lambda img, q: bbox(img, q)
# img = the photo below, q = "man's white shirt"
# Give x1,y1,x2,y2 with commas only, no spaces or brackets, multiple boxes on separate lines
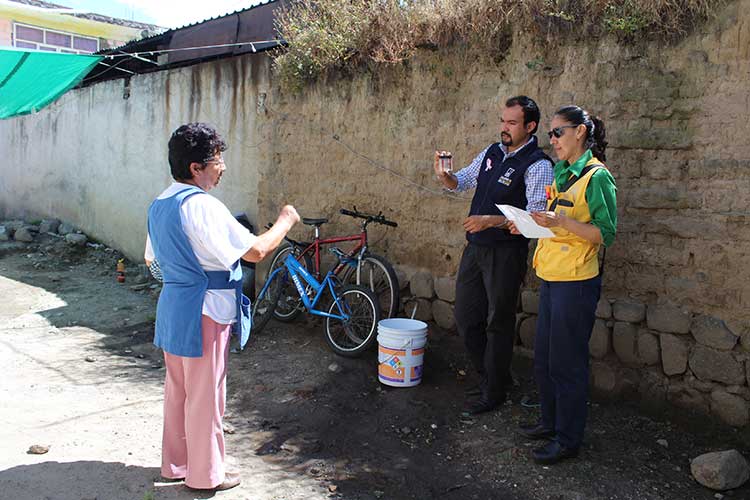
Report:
145,182,256,324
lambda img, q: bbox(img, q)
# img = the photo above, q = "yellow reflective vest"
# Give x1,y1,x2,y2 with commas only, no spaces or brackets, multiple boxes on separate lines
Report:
533,158,607,282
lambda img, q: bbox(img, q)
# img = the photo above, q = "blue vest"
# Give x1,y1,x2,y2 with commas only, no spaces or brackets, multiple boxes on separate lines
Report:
467,136,550,247
147,186,251,357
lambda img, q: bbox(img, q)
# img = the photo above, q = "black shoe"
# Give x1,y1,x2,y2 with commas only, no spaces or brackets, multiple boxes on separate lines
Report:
518,422,555,440
532,441,579,465
463,399,499,415
465,384,482,397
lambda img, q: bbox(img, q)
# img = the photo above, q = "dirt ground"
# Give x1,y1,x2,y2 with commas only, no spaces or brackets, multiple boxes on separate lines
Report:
1,233,749,500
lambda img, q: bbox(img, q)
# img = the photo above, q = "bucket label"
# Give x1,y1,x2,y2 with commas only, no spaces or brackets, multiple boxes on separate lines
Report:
387,356,404,375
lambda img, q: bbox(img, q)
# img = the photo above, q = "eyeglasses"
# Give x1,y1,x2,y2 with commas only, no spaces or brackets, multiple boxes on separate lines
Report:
204,156,225,166
547,125,578,139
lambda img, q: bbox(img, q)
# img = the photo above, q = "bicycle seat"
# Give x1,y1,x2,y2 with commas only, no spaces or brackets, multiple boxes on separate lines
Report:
302,217,328,226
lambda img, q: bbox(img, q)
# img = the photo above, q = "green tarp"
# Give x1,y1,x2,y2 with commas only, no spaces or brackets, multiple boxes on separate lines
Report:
0,48,102,119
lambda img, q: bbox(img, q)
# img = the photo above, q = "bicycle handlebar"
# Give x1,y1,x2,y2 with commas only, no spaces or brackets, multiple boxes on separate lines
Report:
340,208,398,227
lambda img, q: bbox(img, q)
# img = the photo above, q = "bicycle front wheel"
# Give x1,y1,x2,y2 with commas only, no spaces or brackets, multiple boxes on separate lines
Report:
270,243,312,322
251,268,283,335
341,253,400,318
325,285,380,357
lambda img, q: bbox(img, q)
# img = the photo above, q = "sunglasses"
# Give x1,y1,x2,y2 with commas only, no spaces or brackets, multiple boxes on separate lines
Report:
547,125,578,139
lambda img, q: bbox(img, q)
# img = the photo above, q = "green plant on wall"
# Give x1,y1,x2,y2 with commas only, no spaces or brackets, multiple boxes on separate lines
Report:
272,0,728,93
603,0,651,36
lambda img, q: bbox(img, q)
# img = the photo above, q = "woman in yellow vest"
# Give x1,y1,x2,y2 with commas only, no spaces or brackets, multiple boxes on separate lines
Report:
511,105,617,465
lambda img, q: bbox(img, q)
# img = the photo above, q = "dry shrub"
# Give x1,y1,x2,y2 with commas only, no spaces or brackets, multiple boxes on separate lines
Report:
273,0,728,92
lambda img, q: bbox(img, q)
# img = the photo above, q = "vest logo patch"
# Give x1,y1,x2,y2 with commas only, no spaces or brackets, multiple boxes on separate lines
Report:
498,167,515,186
485,158,493,171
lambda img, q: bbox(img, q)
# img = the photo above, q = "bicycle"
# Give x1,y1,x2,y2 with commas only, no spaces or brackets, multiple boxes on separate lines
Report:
267,207,400,322
252,246,381,357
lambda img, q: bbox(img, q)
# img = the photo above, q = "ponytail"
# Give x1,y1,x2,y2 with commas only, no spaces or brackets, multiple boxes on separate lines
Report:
589,115,607,162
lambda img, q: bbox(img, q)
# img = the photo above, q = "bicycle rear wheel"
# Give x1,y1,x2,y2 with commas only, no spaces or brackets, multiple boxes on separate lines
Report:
251,268,284,335
341,253,400,318
270,243,312,322
325,285,380,357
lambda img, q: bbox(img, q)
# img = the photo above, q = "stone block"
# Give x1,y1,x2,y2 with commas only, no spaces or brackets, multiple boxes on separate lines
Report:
65,233,87,246
638,330,660,366
591,361,618,394
628,186,699,208
589,319,611,359
691,314,738,351
595,298,612,319
431,300,455,330
689,345,746,385
647,304,691,334
691,450,750,491
521,290,539,314
394,266,409,292
612,300,646,323
613,322,639,365
39,219,61,234
13,227,33,242
667,382,707,414
2,220,23,236
519,316,536,350
659,333,688,375
58,222,76,236
409,271,434,299
412,298,433,322
434,276,456,303
711,391,749,427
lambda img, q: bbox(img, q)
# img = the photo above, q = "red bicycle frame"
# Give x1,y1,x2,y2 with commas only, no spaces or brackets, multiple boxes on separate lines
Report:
294,225,367,279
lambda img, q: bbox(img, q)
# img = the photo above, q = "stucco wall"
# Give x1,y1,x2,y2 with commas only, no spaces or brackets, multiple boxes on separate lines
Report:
0,54,271,260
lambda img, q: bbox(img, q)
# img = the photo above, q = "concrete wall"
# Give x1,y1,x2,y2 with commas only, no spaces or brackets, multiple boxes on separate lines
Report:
0,54,271,260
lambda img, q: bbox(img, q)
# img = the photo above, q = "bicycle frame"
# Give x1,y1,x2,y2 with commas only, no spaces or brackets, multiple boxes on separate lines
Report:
294,229,367,279
260,253,350,321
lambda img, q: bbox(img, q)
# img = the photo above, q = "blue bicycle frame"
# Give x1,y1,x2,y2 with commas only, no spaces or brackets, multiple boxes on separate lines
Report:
258,253,351,321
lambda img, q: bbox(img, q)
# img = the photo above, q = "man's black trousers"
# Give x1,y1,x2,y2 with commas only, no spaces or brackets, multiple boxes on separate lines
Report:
454,242,528,404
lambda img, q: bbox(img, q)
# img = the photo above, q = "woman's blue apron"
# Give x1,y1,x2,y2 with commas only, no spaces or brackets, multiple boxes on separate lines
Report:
147,186,251,357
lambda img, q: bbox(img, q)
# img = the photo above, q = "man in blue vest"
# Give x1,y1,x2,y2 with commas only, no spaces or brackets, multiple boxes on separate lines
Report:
434,96,554,414
145,123,299,491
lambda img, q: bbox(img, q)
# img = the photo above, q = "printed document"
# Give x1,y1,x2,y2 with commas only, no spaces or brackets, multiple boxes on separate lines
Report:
496,204,555,239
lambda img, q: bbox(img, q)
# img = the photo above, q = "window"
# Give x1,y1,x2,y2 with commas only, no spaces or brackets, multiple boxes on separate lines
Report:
13,23,99,54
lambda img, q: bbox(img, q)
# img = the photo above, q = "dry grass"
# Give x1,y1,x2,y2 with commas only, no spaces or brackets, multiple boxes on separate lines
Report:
273,0,728,92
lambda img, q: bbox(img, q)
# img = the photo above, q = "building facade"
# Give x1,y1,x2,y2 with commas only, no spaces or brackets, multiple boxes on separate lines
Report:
0,0,161,54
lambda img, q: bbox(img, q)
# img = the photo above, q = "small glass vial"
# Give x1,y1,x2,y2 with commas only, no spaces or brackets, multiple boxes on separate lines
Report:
438,152,453,173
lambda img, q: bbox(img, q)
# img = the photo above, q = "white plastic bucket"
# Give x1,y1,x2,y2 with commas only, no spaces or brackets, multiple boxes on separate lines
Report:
377,318,428,387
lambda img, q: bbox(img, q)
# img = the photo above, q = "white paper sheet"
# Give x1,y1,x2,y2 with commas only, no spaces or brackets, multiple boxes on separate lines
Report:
496,204,555,239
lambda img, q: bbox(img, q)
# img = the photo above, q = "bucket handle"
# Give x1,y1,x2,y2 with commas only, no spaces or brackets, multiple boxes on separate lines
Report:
378,338,413,367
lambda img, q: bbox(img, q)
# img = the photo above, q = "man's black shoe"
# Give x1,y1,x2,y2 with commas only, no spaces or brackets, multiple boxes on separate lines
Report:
531,441,579,465
518,422,555,440
465,384,482,397
463,399,498,415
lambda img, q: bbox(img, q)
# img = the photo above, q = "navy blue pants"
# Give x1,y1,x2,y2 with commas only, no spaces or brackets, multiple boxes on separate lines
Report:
455,243,528,403
535,276,601,449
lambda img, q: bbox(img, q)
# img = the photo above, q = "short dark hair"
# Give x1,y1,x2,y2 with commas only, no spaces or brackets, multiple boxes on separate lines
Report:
168,123,227,181
554,105,608,161
505,95,541,135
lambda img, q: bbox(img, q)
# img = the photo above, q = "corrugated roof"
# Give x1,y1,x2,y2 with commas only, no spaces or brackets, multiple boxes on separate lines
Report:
99,0,283,54
84,0,288,85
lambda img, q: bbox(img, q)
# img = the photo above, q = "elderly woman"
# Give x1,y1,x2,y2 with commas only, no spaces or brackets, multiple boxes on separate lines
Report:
146,123,299,490
511,106,617,465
